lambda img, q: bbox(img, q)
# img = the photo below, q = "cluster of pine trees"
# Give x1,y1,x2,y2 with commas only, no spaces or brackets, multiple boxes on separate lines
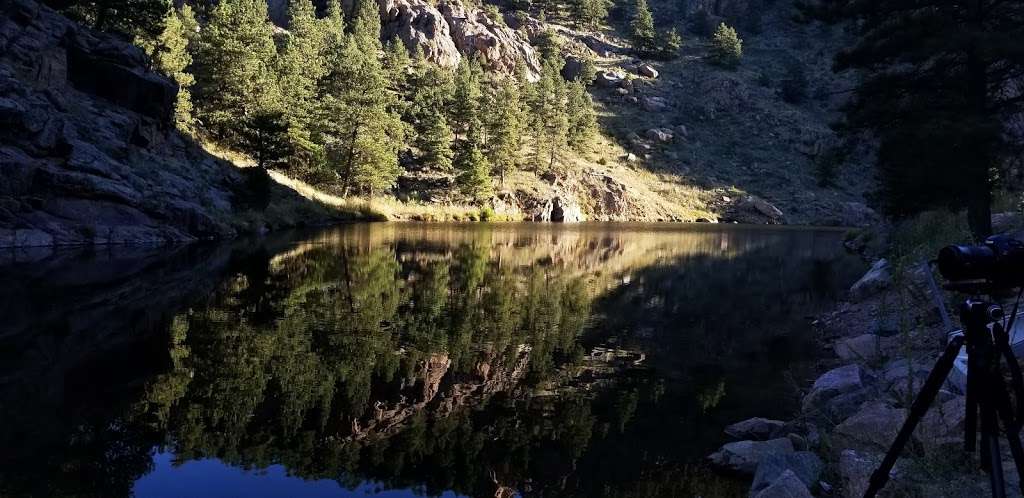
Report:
145,0,598,203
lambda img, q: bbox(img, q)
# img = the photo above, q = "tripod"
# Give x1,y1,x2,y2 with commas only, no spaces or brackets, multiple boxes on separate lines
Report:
864,298,1024,498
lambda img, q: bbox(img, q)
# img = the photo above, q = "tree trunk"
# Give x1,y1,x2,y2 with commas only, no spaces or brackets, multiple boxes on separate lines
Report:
341,125,360,197
965,0,992,240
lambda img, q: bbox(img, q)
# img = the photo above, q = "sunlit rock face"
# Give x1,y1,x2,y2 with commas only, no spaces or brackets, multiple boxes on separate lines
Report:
272,0,541,78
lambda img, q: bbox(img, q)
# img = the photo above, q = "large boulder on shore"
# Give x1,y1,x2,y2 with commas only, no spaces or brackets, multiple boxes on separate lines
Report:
750,451,823,495
752,469,814,498
724,417,785,441
834,401,907,451
849,258,892,301
707,437,795,475
802,364,871,414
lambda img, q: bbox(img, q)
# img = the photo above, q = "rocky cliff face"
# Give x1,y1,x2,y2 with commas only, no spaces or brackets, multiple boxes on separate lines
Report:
0,0,332,248
331,0,541,78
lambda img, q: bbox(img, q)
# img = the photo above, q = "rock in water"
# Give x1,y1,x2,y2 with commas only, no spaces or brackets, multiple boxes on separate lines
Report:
752,469,814,498
849,258,893,301
707,438,795,475
724,417,785,441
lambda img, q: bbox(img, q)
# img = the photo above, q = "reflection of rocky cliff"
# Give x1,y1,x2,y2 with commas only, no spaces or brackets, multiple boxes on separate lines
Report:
0,225,859,498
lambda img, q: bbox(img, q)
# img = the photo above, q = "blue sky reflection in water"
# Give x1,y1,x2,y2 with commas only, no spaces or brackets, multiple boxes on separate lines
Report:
133,452,466,498
0,223,865,498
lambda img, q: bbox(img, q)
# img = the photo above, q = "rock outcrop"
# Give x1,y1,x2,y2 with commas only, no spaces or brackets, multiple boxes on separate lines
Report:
339,0,542,78
0,0,333,247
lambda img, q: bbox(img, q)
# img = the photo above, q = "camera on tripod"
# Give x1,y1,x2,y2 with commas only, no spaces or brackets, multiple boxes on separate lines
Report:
938,235,1024,292
865,235,1024,498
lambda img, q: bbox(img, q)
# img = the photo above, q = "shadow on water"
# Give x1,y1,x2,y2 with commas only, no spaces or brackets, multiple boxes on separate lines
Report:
0,223,865,498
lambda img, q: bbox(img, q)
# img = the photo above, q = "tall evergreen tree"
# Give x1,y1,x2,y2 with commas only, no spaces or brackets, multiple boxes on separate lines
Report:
318,33,404,196
322,0,345,46
572,0,609,29
455,118,493,202
800,0,1024,237
630,0,656,55
350,0,382,50
565,80,596,152
153,6,195,133
417,111,454,172
238,110,292,169
530,61,570,173
451,58,483,141
195,0,281,143
278,0,328,155
487,79,525,186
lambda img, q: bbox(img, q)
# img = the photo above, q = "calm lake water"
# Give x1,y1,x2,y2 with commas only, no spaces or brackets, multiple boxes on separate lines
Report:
0,223,865,498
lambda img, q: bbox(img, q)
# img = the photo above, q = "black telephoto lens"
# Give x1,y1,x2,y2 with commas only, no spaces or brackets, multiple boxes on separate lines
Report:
937,244,995,282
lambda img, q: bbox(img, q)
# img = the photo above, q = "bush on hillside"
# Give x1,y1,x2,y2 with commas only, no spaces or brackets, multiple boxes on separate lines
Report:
709,22,742,67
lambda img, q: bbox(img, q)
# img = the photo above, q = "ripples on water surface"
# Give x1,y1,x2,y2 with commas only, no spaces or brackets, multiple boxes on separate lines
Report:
0,223,866,498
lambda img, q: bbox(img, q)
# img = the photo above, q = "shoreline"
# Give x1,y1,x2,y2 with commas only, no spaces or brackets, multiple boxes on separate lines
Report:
707,217,1024,497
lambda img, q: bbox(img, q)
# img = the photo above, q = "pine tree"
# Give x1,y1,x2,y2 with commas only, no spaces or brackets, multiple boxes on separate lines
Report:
350,0,382,51
799,0,1024,237
530,60,570,173
535,29,563,66
709,22,742,67
630,0,656,55
238,110,292,171
63,0,170,40
572,0,609,29
278,0,328,153
451,58,483,141
417,111,454,172
487,79,524,186
565,80,596,152
660,28,682,59
195,0,282,143
383,36,412,96
455,118,493,202
318,33,404,196
407,48,455,146
154,7,195,133
322,0,345,47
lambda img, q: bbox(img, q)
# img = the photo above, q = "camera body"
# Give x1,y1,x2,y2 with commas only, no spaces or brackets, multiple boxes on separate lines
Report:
938,235,1024,291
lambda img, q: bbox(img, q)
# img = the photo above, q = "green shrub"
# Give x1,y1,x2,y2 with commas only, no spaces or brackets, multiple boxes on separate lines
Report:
709,23,742,68
479,206,496,221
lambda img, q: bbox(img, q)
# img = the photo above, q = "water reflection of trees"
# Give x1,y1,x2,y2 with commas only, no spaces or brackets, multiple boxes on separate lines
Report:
132,242,594,494
0,225,860,498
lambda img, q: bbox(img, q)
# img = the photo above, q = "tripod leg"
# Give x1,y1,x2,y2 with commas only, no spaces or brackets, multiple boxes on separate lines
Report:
968,340,980,452
863,336,964,498
984,415,1007,498
992,367,1024,496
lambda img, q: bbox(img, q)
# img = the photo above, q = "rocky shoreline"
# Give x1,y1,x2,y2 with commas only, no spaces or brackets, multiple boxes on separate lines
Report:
707,218,1024,497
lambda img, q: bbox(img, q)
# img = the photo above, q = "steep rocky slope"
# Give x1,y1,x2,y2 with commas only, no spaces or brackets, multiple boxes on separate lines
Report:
0,0,347,248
